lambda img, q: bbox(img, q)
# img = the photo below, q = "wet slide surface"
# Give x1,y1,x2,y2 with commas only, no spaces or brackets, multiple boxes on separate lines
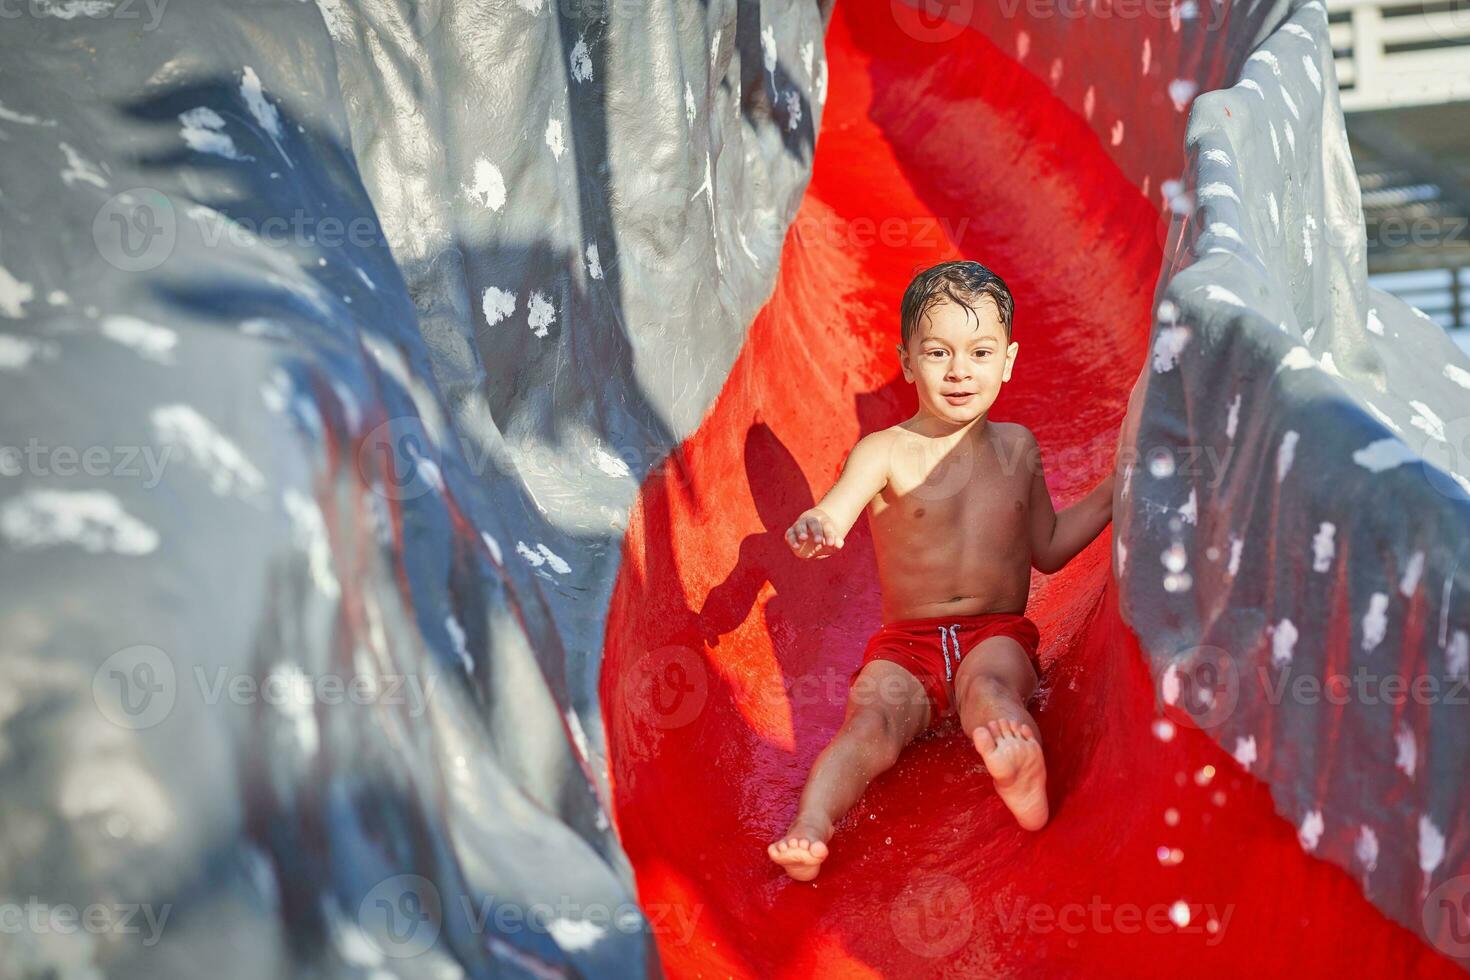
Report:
601,6,1461,976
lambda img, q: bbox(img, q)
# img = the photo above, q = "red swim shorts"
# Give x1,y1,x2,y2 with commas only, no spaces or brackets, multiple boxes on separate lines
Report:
848,612,1041,725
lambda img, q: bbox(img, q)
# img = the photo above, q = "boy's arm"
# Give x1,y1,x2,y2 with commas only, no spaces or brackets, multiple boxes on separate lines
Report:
1026,430,1116,574
785,432,890,560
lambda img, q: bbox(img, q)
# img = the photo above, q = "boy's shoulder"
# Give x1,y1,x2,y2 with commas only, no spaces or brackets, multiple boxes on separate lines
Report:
992,420,1038,447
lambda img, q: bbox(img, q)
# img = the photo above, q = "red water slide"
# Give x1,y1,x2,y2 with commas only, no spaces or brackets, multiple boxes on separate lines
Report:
601,5,1459,976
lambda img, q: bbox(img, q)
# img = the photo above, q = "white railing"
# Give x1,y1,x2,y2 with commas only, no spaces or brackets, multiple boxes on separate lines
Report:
1326,0,1470,110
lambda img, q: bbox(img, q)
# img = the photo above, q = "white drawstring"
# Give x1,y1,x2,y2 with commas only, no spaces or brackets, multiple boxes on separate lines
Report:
938,624,961,681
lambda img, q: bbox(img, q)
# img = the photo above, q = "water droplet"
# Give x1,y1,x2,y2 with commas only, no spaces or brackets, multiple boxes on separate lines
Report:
1162,542,1188,572
1164,807,1180,826
1169,900,1191,927
1148,449,1176,478
1152,718,1176,742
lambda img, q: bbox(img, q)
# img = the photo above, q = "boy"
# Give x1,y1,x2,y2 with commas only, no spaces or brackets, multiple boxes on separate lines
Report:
767,260,1115,882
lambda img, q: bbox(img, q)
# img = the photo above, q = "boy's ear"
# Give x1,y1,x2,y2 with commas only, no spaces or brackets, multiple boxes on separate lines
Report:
896,342,913,381
1002,340,1019,382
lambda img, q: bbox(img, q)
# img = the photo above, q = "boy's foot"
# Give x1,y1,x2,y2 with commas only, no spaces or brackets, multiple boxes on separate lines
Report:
767,818,833,881
973,718,1049,831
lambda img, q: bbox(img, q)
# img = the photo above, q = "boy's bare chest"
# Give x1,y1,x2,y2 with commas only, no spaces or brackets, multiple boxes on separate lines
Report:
869,438,1031,539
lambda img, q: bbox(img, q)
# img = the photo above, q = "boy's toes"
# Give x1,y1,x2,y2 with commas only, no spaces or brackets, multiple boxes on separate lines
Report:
973,724,998,755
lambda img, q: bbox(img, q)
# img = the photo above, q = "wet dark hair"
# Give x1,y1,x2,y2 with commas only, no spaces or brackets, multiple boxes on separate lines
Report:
899,260,1015,350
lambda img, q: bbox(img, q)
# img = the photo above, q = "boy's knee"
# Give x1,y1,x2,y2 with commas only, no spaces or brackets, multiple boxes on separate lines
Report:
959,672,1023,716
844,707,904,767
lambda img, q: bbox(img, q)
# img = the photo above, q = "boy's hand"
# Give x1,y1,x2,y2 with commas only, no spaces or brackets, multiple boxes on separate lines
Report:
786,508,844,559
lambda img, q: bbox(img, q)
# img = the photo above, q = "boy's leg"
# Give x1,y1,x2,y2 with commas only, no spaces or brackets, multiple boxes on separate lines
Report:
954,636,1049,830
768,660,931,881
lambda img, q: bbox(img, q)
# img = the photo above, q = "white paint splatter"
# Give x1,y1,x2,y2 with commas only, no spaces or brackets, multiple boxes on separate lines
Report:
0,266,35,318
1352,437,1419,473
283,489,339,598
1178,488,1196,525
760,24,777,77
1279,346,1317,373
179,107,250,161
1204,284,1246,308
1227,533,1243,576
547,917,605,952
465,158,506,212
1356,825,1379,875
784,90,802,131
1116,537,1127,576
1267,191,1280,230
1168,78,1197,110
481,531,503,565
1394,724,1417,779
59,142,109,188
592,446,630,478
1225,393,1241,440
445,615,472,673
1161,662,1181,705
1409,400,1446,443
816,57,829,107
516,540,570,574
545,117,565,160
1152,325,1190,373
1367,307,1385,336
1233,735,1257,770
1298,809,1324,851
1311,522,1335,572
1111,120,1124,146
526,291,555,339
570,37,593,83
1301,54,1322,92
1272,618,1298,667
1277,430,1299,482
1400,551,1425,597
31,0,116,18
152,403,265,499
482,287,516,327
100,315,177,363
1361,592,1388,652
1197,182,1241,204
1447,630,1468,681
0,489,159,555
1436,361,1469,391
585,242,603,280
0,99,53,126
0,334,55,369
241,66,283,140
1420,815,1445,875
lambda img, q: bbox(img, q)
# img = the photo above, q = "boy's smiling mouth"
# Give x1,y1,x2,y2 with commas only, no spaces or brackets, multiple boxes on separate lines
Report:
942,391,976,405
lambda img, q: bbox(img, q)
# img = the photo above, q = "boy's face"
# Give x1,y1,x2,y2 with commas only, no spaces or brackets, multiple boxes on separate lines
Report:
897,297,1017,426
